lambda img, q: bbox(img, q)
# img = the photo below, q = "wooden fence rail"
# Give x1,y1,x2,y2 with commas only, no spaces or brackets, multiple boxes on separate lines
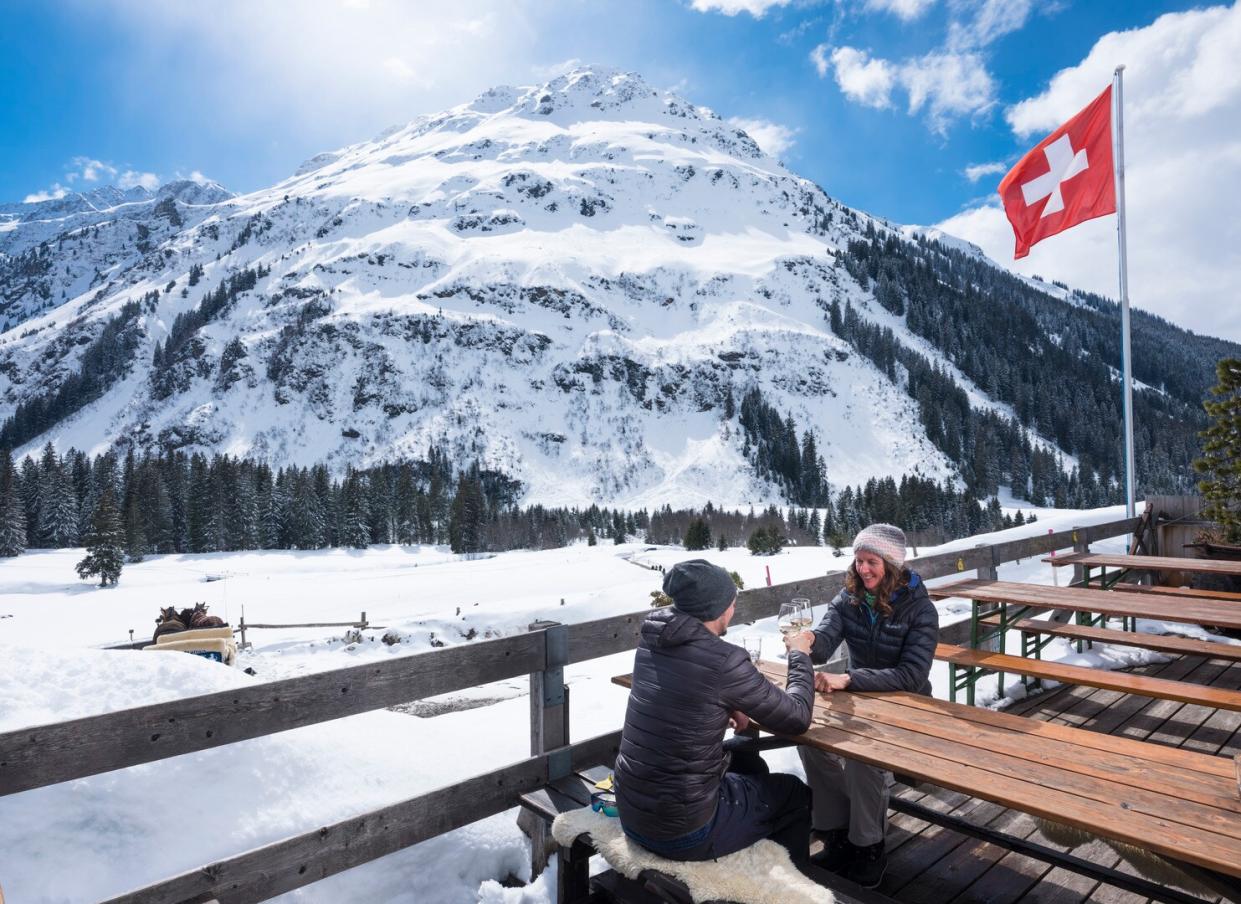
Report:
0,516,1134,799
0,515,1139,903
102,730,623,904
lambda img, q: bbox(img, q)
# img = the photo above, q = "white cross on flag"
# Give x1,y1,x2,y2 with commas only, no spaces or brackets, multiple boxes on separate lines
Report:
999,85,1116,259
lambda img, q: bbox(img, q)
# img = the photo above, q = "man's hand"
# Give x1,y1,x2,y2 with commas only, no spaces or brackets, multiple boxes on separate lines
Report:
813,671,852,694
785,630,814,656
728,710,751,732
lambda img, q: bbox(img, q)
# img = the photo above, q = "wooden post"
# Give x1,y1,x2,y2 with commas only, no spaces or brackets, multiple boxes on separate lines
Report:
239,609,247,650
975,544,1003,702
1071,527,1089,587
523,619,570,879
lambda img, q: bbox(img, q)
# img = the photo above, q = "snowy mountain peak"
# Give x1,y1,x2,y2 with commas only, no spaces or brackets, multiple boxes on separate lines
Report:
5,66,1219,510
156,179,234,206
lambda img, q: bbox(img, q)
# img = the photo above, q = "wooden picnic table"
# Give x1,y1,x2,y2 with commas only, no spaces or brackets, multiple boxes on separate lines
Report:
611,665,1241,886
1044,551,1241,578
928,577,1241,631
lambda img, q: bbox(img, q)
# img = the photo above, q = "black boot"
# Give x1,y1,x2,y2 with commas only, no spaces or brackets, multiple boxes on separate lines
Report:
845,839,887,889
808,828,852,872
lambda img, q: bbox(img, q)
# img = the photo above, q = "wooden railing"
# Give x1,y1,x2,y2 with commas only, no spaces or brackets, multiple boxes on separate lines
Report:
0,516,1139,904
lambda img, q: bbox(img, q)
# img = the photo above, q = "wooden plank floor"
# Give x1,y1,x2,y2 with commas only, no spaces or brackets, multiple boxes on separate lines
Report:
877,654,1241,904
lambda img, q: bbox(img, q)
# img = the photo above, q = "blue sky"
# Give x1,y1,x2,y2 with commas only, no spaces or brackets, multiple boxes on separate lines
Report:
4,0,1239,340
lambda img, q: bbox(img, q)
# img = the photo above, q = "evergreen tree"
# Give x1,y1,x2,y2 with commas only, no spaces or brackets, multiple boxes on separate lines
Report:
76,488,125,586
448,472,486,554
1194,358,1241,541
0,450,25,557
0,486,25,557
747,526,785,556
41,466,79,546
683,517,711,551
340,472,372,549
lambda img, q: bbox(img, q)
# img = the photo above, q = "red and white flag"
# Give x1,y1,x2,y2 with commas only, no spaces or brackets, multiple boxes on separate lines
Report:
999,85,1116,259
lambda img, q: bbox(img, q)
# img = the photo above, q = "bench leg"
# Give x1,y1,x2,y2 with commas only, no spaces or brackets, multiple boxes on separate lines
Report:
557,838,593,904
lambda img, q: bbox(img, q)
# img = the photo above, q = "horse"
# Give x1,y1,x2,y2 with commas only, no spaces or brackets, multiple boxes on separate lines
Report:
189,602,226,629
153,606,187,642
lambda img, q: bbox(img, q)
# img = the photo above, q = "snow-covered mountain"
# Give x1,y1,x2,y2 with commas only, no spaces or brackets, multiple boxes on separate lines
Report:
0,66,1221,508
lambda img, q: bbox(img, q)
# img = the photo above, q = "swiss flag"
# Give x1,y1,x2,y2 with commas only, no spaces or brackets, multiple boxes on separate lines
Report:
999,85,1116,259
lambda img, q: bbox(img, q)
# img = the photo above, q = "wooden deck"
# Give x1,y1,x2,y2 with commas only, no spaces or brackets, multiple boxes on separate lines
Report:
879,653,1241,904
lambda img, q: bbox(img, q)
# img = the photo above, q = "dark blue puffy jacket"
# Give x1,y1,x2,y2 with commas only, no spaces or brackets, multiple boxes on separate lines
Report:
615,607,815,841
810,573,938,695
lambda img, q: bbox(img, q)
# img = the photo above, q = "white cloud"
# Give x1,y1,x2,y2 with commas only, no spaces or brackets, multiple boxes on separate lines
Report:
899,50,995,130
188,170,210,185
689,0,791,16
963,161,1007,182
815,45,896,108
118,170,160,190
533,58,584,80
92,0,546,165
65,157,117,184
815,45,993,129
865,0,936,21
947,0,1033,51
727,117,798,157
937,4,1241,343
23,184,68,204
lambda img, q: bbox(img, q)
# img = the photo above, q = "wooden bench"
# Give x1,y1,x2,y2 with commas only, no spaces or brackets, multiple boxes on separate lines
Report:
927,578,1241,631
518,767,609,904
1045,551,1241,579
934,642,1241,712
1111,582,1241,603
977,614,1241,662
612,665,1241,903
518,750,890,904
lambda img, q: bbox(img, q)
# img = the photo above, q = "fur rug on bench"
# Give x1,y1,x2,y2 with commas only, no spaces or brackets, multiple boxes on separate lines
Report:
551,808,833,904
1032,817,1214,897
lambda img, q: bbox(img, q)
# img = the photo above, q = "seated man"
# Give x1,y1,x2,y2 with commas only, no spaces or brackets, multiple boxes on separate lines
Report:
615,559,816,867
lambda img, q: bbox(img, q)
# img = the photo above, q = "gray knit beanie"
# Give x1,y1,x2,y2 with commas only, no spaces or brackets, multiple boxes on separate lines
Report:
852,523,907,569
663,559,738,621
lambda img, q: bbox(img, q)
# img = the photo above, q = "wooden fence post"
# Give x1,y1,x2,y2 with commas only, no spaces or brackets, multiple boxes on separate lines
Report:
522,619,570,879
973,544,1004,702
1071,527,1089,587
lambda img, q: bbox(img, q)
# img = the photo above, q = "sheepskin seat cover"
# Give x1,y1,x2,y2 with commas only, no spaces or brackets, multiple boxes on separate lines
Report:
552,807,833,904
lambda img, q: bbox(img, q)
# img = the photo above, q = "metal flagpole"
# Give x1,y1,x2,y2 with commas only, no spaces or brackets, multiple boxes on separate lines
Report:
1113,65,1137,520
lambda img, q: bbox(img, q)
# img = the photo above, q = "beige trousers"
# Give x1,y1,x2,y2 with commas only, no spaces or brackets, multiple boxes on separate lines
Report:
798,745,893,847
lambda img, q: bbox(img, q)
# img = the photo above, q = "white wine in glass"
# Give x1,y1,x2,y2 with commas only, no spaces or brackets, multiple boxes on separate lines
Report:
791,598,813,634
777,603,801,638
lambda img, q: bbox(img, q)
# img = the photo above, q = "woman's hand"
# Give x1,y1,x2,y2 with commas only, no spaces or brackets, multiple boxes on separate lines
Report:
813,671,852,694
729,710,751,731
785,630,814,656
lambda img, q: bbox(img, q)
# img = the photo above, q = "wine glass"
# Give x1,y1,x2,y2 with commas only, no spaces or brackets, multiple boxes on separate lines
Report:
742,636,762,664
777,603,800,658
791,598,812,635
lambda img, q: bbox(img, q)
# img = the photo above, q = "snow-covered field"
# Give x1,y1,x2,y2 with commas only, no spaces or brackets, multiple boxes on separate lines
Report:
2,502,1234,903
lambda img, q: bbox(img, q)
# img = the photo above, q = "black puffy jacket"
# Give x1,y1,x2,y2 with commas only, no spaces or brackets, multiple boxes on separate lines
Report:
810,573,938,695
615,607,815,841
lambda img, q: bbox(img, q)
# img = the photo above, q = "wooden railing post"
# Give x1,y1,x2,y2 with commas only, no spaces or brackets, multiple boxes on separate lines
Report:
1071,527,1089,587
963,543,1003,704
523,619,570,879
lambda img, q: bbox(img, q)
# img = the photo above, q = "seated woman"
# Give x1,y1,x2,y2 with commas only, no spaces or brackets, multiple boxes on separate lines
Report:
795,523,937,889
